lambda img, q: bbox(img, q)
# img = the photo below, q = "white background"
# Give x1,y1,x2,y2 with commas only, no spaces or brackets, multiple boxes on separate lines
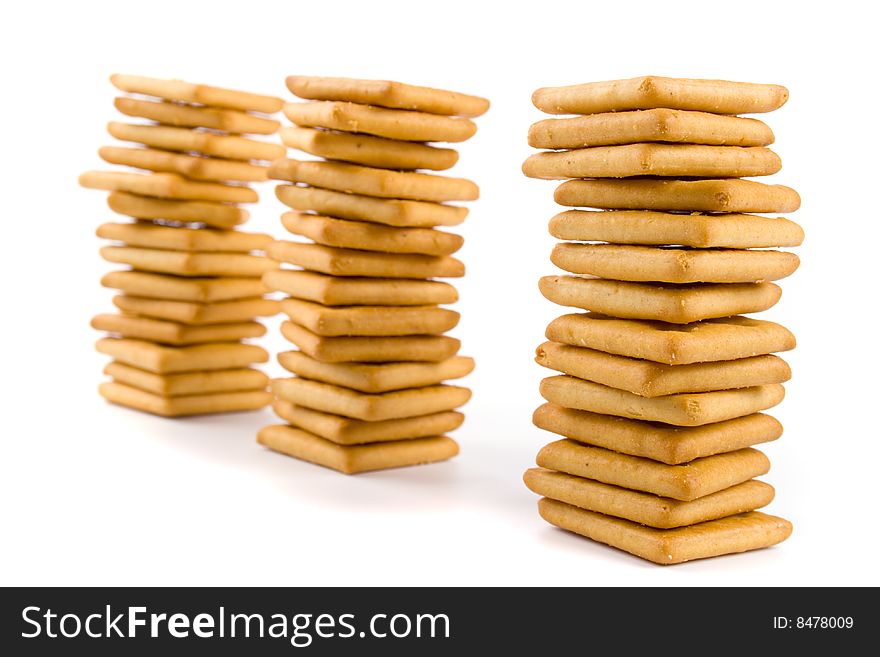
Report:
2,0,878,587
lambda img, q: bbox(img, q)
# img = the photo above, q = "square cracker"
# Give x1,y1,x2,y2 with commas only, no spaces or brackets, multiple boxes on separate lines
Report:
280,298,459,337
546,313,796,365
275,185,468,228
280,126,458,172
110,74,283,114
100,246,278,278
112,295,279,325
271,377,471,421
281,321,460,363
533,403,783,465
115,96,279,135
104,361,268,396
538,499,791,565
286,76,489,117
92,313,265,346
80,170,257,204
550,244,799,283
108,122,285,162
524,468,774,529
278,351,474,393
269,159,478,203
106,192,248,229
555,178,801,213
539,277,781,323
257,424,459,474
523,144,780,180
528,109,774,149
536,439,770,501
531,76,789,115
268,241,463,279
280,211,463,256
99,146,269,183
99,381,270,417
96,337,268,374
102,271,267,303
96,222,271,253
536,342,790,397
263,269,457,306
540,375,784,426
548,210,804,249
273,400,464,444
282,101,476,143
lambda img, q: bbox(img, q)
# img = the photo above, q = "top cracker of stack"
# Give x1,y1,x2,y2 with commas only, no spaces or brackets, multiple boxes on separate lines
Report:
256,76,488,474
522,76,803,564
79,75,286,417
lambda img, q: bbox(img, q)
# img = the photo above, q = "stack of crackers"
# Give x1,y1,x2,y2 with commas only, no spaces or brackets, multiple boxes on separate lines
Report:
522,76,803,564
256,76,489,474
80,74,286,417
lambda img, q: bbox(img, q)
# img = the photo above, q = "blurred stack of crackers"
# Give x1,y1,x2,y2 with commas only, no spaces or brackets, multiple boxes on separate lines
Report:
80,75,285,417
522,76,803,563
257,76,488,474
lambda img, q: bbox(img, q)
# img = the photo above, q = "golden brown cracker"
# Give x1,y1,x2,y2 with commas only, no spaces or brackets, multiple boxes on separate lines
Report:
528,109,774,149
532,76,789,115
533,403,783,464
277,351,474,393
269,159,478,203
106,192,249,229
114,96,279,135
257,424,459,474
551,244,800,283
540,375,785,426
96,337,268,373
100,381,270,417
272,377,471,421
546,313,796,365
536,439,770,500
80,170,257,204
539,276,781,323
537,499,791,565
100,245,278,277
263,269,457,306
555,178,801,213
280,211,463,256
91,313,265,346
108,122,286,162
523,144,780,179
102,271,267,303
96,222,271,252
268,241,464,279
282,101,476,143
276,184,467,228
112,295,279,325
273,400,464,445
548,210,804,249
110,74,283,113
280,126,458,171
104,361,268,396
535,342,790,397
281,321,460,363
286,76,489,117
524,468,774,528
280,298,459,336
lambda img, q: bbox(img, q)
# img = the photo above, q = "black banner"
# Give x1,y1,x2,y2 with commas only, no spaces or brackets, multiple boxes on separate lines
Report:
0,587,867,654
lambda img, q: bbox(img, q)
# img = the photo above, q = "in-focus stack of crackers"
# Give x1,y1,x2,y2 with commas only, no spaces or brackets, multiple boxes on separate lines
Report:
80,75,285,417
522,76,803,564
257,76,488,474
